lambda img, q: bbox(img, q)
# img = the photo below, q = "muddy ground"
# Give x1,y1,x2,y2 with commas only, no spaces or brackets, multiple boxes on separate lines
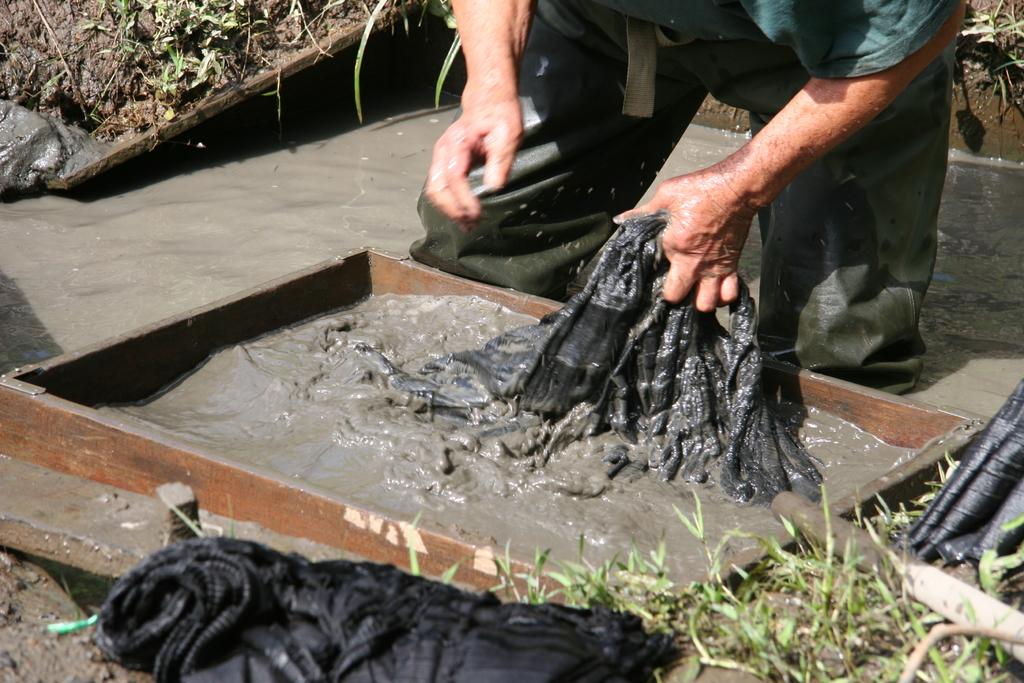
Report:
1,0,365,139
0,550,146,683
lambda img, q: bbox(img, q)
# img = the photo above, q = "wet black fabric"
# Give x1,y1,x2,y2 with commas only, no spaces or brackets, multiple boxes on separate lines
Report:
95,537,674,683
906,379,1024,563
380,214,820,505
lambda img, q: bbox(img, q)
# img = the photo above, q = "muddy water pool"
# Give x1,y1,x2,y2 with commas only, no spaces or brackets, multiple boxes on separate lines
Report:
105,293,914,579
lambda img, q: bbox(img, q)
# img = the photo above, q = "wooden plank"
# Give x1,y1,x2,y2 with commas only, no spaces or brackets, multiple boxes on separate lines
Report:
368,252,562,320
830,420,981,519
0,458,348,578
9,250,969,450
47,20,370,191
723,428,979,592
20,253,372,405
0,387,523,589
720,411,976,592
762,359,971,450
0,460,149,578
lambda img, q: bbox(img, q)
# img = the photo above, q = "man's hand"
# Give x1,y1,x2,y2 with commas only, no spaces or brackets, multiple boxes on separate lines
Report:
425,91,522,230
616,165,756,311
423,0,534,229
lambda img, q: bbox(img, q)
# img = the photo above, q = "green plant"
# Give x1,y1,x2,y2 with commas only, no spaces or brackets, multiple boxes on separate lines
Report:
353,0,459,122
960,0,1024,111
484,463,1019,681
92,0,269,115
261,71,284,139
353,0,390,123
493,543,555,604
978,511,1024,594
405,511,423,576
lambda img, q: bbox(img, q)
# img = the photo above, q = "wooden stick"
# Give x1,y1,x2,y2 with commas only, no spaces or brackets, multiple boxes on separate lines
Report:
898,623,1024,683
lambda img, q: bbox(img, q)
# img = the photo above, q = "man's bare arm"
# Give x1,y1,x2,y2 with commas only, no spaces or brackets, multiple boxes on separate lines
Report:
623,0,967,311
424,0,535,227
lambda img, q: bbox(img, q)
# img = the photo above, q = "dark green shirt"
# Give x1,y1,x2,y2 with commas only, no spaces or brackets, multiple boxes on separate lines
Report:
590,0,959,77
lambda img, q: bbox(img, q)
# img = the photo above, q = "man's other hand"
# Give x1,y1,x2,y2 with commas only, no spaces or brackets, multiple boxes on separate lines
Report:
616,167,756,312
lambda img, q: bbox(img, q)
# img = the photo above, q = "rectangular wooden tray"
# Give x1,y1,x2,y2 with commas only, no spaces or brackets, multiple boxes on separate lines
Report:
0,251,979,587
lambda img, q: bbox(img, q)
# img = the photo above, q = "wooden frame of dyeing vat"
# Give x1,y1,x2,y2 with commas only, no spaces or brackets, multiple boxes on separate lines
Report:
0,251,981,588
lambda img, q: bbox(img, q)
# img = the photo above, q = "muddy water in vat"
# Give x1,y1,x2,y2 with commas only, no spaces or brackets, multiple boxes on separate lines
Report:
106,294,912,578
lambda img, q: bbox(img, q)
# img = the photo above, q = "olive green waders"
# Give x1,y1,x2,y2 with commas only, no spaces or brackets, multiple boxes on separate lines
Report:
411,0,952,393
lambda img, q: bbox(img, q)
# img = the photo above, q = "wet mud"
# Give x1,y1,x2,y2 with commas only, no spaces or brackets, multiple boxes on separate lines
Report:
0,621,149,683
0,95,436,377
107,294,914,579
0,550,148,683
0,100,107,198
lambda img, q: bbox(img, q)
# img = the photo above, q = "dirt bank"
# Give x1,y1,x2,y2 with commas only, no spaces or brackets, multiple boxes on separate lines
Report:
1,0,364,140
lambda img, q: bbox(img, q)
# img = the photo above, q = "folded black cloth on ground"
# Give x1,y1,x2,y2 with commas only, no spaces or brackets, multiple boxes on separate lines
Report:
365,213,821,505
95,537,674,683
906,378,1024,563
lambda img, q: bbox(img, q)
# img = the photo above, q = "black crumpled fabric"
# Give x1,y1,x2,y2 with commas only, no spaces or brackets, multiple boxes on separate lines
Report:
366,213,821,504
95,537,674,683
906,378,1024,563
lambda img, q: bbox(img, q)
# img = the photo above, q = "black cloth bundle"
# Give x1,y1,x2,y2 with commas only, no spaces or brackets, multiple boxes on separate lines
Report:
95,538,674,683
906,378,1024,563
367,213,821,504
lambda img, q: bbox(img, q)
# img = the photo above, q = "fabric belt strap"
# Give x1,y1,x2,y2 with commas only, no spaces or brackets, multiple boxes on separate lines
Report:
622,19,692,118
623,17,658,118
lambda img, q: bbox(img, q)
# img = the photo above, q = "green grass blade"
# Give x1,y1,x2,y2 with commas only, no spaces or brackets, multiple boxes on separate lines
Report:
353,0,390,123
440,562,460,585
165,502,204,538
47,614,98,635
434,32,462,108
406,511,423,576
